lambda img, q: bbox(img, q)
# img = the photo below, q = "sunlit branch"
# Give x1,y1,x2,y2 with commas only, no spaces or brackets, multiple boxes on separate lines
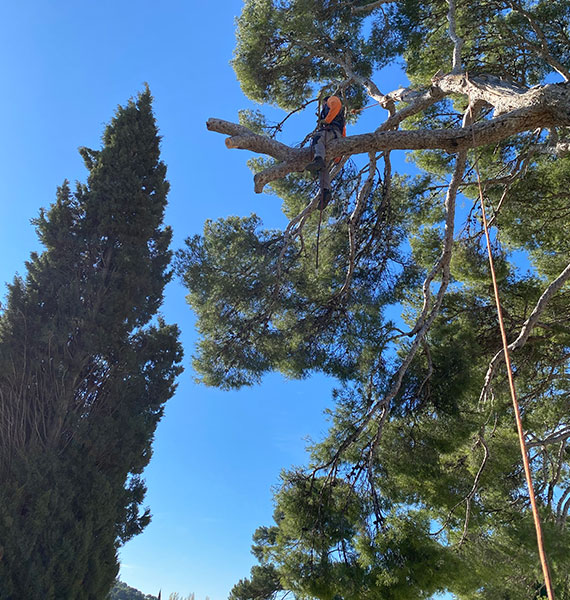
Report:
447,0,464,74
207,76,570,193
351,0,395,14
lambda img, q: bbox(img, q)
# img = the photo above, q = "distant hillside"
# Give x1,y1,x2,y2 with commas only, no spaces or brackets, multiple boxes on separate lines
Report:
109,580,158,600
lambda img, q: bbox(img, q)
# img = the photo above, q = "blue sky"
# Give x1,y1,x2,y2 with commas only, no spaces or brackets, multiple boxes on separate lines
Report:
0,2,415,599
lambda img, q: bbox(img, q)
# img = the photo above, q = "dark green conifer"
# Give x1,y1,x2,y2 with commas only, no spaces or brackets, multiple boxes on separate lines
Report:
0,88,183,599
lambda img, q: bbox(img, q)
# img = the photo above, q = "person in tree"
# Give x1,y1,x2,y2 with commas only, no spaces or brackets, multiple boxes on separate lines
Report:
305,95,346,208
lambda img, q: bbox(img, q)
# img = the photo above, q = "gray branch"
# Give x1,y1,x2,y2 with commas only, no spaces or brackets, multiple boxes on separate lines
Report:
351,0,396,14
527,427,570,449
447,0,464,73
207,76,570,192
480,260,570,403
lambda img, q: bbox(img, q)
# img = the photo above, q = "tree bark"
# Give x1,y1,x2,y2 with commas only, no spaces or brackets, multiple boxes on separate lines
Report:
207,74,570,193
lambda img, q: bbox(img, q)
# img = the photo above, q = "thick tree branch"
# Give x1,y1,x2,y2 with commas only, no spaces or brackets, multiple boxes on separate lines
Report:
207,77,570,192
378,86,446,132
437,73,531,115
342,58,388,107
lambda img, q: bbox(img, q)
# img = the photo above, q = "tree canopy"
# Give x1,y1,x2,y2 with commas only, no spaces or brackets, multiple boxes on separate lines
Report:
0,88,183,599
178,1,570,599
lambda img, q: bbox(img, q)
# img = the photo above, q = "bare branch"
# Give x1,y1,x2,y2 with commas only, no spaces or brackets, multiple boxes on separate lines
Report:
408,104,478,336
208,120,292,161
268,98,318,137
334,53,393,110
459,434,490,545
276,193,321,278
366,405,389,528
208,78,570,192
480,260,570,403
254,161,304,194
527,427,570,449
557,486,570,526
378,86,446,132
447,0,464,74
335,153,378,299
352,0,395,14
547,440,567,507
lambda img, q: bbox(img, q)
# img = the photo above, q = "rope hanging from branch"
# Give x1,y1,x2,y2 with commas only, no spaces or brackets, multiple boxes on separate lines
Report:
468,86,556,600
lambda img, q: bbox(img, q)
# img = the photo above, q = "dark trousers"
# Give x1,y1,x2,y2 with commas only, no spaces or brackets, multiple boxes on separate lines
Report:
312,127,341,190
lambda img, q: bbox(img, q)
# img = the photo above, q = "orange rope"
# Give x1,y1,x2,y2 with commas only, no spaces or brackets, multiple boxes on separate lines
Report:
468,98,556,600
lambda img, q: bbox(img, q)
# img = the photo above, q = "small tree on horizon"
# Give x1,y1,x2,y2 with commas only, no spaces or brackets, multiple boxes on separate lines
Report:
168,593,197,600
110,579,159,600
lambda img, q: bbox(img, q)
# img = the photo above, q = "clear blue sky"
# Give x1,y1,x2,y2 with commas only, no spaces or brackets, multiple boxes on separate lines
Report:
0,2,412,599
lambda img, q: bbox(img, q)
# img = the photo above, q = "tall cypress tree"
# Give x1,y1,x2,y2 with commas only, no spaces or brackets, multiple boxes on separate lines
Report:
0,88,183,599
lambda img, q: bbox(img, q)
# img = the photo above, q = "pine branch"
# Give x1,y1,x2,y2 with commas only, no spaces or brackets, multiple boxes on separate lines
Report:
447,0,464,74
207,76,570,192
351,0,396,14
313,148,466,473
480,260,570,403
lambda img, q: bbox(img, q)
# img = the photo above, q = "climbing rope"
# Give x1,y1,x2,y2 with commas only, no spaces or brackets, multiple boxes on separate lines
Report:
468,93,556,600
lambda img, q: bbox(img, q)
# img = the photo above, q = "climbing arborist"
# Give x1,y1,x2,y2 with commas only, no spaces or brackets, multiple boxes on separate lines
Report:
305,95,346,209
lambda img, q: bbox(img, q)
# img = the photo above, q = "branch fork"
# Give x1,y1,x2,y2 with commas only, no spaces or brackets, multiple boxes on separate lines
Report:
207,75,570,193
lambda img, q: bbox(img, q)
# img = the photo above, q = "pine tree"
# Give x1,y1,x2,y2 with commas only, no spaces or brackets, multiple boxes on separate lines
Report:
0,88,183,599
178,1,570,598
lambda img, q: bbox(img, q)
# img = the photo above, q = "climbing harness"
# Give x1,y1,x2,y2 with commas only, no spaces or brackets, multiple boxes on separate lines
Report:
468,90,556,600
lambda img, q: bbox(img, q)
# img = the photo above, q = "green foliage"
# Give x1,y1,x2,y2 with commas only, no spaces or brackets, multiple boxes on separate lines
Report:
177,174,426,389
498,153,570,277
233,0,401,109
0,88,183,599
401,0,570,86
229,565,282,600
109,580,158,600
180,1,570,599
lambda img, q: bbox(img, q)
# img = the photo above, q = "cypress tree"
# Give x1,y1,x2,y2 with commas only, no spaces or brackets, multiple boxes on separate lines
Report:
0,87,183,599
